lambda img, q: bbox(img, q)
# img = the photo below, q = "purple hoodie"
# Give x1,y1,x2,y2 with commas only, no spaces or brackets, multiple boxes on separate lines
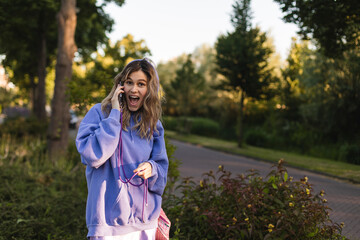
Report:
76,103,168,237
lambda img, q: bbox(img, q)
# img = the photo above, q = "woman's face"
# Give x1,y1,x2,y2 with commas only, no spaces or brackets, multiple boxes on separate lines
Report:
124,70,148,112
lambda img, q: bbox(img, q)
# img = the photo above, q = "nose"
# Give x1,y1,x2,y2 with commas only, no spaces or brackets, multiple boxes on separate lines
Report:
130,84,138,93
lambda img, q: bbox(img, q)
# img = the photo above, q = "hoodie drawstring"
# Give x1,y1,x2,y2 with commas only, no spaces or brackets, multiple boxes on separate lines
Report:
117,109,148,222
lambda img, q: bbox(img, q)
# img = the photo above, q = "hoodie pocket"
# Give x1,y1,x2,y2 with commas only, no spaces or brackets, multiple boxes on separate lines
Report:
109,186,132,226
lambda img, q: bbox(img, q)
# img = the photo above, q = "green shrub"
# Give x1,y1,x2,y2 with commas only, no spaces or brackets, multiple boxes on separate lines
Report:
245,128,270,147
163,160,347,240
189,117,219,138
163,116,220,138
0,116,48,137
0,135,87,240
163,116,179,131
338,143,360,165
163,135,181,196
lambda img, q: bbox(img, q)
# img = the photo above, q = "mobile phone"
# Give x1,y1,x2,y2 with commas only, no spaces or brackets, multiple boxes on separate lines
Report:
118,82,123,103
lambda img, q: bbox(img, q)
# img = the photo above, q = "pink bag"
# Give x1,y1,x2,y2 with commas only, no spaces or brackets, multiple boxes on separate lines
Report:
156,208,170,240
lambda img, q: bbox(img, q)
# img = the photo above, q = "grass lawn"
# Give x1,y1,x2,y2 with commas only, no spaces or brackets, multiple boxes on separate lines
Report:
166,130,360,184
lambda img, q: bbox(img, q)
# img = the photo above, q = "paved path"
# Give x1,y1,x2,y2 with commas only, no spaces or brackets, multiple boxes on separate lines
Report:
171,139,360,240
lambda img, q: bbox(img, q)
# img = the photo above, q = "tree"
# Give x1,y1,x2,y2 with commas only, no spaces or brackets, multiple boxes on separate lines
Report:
297,49,360,142
169,55,205,117
273,0,360,58
279,38,310,122
47,0,77,160
0,0,58,120
0,0,124,121
47,0,125,160
215,0,274,147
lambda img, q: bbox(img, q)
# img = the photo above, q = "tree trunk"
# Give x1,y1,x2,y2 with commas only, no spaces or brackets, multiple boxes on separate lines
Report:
34,33,47,121
237,89,245,148
30,75,36,111
48,0,77,161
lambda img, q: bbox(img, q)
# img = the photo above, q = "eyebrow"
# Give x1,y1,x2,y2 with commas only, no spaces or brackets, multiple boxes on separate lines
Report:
127,77,147,82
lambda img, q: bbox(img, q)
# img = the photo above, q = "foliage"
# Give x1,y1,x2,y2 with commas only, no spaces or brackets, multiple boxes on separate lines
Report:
298,49,360,142
215,0,275,147
0,116,48,137
167,54,205,116
163,160,348,240
0,0,125,119
0,87,17,112
273,0,360,57
0,135,87,240
158,46,222,118
163,135,181,197
163,116,220,138
338,143,360,165
244,127,270,148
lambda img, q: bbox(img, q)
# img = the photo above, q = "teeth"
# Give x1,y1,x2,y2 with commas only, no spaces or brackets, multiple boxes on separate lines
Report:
130,96,139,99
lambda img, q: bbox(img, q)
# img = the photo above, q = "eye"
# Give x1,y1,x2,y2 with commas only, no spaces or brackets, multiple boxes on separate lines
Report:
139,82,146,87
125,80,133,85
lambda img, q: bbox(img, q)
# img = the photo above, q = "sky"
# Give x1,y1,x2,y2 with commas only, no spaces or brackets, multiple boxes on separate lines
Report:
105,0,299,64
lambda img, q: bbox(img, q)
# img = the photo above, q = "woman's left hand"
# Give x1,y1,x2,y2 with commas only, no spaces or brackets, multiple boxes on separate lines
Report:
134,162,152,180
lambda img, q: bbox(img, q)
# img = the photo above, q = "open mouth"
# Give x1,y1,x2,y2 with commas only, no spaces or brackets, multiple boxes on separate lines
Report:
128,95,140,106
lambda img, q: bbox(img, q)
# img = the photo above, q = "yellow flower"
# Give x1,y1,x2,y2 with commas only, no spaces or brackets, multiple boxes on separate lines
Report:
247,204,252,208
340,222,345,228
306,188,310,195
226,224,229,228
290,194,293,198
199,180,203,188
289,202,294,207
323,199,328,203
232,217,237,222
304,176,308,182
245,218,249,221
289,177,293,182
320,190,325,196
268,223,275,232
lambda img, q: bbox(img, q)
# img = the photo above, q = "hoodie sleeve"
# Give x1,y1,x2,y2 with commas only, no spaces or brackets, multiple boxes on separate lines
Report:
76,104,121,168
147,120,169,196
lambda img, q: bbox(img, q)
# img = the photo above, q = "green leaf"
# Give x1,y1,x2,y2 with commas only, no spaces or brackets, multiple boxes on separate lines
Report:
284,172,288,182
16,219,28,224
272,183,278,189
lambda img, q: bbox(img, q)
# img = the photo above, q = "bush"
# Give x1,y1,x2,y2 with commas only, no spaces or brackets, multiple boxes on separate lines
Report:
0,135,87,240
163,116,220,138
163,135,181,196
163,160,347,240
163,116,178,131
245,128,270,147
338,143,360,165
0,116,48,137
189,117,219,138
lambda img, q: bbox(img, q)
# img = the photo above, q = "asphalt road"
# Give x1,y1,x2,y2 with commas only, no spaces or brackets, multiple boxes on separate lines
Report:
171,139,360,240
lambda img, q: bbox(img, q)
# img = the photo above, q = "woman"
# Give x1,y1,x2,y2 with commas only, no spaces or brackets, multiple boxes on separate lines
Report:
76,58,168,239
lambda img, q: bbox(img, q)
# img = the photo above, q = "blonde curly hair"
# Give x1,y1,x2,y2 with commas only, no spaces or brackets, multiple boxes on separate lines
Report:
101,58,163,139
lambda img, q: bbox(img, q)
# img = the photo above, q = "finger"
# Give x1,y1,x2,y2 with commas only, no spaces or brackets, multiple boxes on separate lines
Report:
134,163,152,179
138,170,150,179
112,85,121,99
